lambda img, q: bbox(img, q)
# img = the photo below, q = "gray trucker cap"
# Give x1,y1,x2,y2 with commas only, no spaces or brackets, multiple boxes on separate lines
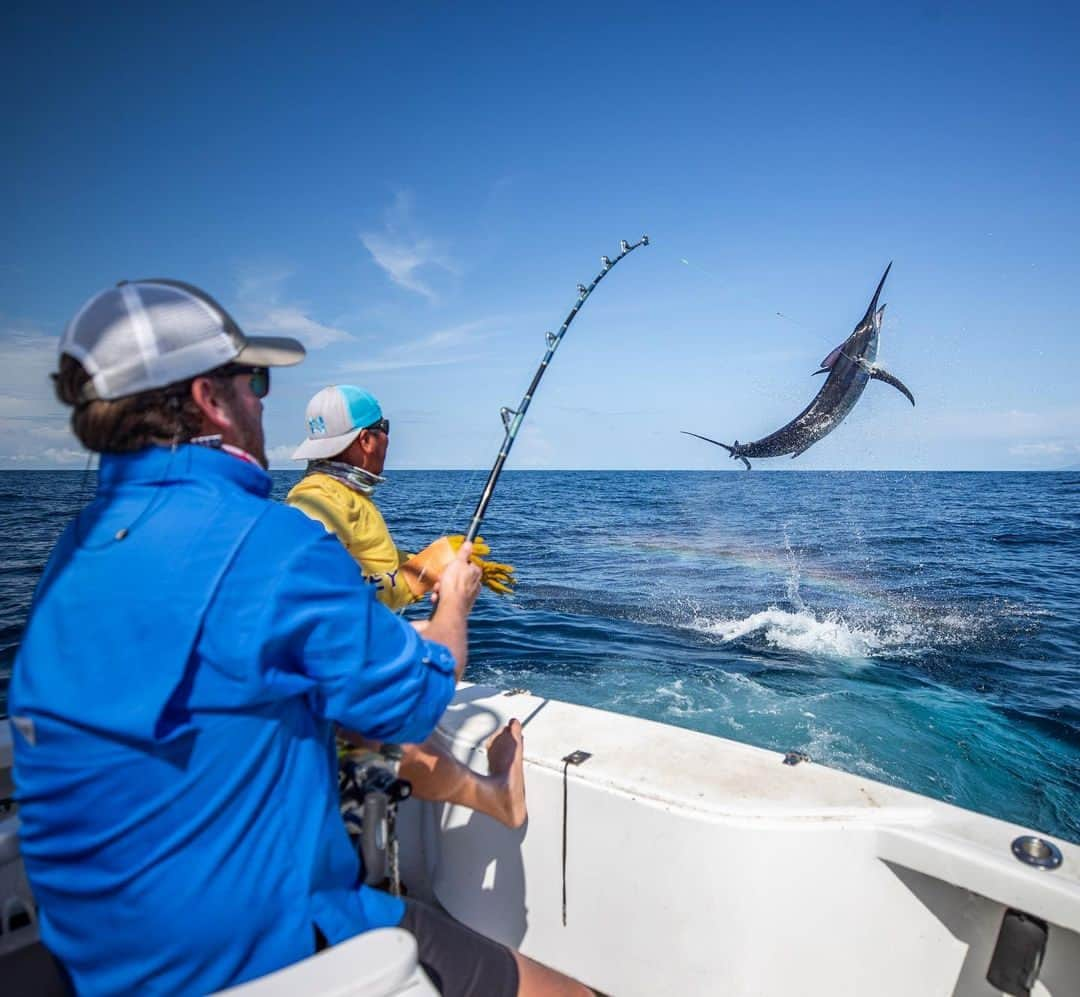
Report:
60,278,306,401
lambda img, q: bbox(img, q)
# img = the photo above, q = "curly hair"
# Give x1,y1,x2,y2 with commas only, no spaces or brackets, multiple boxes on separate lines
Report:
53,354,231,454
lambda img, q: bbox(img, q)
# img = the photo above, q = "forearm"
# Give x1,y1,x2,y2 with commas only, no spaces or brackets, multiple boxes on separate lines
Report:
419,606,468,682
412,542,481,684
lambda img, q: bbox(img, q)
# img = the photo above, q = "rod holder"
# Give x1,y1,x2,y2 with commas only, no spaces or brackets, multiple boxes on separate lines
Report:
1011,836,1062,870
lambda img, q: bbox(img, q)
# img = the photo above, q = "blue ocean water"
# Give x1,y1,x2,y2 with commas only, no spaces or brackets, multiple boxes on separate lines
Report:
2,469,1078,844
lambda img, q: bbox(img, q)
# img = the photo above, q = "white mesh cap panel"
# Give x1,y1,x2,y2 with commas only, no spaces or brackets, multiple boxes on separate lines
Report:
130,284,237,394
61,286,152,395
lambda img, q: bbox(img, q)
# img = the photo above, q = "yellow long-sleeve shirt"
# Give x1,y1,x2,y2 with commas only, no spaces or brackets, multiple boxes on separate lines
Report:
286,473,420,611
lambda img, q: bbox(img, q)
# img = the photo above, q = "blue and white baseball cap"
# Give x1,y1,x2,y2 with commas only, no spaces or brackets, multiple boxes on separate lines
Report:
292,385,383,460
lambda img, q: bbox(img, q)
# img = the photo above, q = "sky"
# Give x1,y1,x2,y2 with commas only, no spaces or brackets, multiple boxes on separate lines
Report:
3,2,1078,471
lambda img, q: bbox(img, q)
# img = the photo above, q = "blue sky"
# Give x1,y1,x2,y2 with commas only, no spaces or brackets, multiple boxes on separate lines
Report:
3,2,1078,470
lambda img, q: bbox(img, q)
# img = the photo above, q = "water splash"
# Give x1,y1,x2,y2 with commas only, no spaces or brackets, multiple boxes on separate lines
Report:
781,526,808,613
698,608,879,659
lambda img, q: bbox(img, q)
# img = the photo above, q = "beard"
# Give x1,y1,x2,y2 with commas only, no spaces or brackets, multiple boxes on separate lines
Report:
235,411,268,468
218,380,269,469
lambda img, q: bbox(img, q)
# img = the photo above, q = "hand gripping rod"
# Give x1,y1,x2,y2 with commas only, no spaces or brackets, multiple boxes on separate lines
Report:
464,235,649,543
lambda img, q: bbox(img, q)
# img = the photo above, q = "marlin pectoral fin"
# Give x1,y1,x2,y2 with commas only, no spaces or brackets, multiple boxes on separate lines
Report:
819,345,843,370
738,455,752,470
870,367,915,406
811,368,828,376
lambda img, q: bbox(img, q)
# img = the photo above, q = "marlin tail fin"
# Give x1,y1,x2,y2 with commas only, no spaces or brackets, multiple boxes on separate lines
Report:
681,431,752,469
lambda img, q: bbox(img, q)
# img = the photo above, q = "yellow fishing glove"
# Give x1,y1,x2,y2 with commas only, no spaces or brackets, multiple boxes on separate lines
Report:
446,534,516,595
401,535,517,597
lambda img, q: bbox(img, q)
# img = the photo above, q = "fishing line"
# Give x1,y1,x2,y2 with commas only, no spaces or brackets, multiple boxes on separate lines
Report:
662,244,822,334
77,450,97,505
677,255,723,282
444,463,486,535
649,240,724,284
441,413,510,536
462,236,650,542
775,311,817,334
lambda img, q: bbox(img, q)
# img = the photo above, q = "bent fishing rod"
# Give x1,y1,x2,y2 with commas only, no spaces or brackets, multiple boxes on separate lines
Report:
464,235,649,543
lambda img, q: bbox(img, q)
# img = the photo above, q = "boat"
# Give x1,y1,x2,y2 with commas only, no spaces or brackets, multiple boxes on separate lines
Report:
2,683,1078,995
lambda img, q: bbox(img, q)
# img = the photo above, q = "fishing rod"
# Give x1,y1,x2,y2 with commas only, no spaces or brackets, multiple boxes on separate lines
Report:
464,235,649,543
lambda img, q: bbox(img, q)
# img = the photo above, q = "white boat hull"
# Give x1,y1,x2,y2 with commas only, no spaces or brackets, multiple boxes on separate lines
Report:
396,684,1080,996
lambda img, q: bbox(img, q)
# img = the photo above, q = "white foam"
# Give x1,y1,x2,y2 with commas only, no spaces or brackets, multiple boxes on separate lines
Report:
801,722,892,782
655,679,722,718
700,608,880,659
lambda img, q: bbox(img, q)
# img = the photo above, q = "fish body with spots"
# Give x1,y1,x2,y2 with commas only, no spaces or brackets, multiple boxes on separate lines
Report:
685,264,915,469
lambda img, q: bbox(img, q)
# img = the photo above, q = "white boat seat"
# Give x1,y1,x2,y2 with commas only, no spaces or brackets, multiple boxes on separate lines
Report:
215,927,438,996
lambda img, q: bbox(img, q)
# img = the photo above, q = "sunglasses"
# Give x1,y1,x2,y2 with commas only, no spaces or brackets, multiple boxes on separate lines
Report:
364,417,390,436
218,364,271,399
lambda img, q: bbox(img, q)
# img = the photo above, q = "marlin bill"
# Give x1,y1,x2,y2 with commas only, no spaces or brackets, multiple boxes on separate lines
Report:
684,263,914,470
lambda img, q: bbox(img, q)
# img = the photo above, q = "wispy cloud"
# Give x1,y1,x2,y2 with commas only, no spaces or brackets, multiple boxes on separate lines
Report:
249,306,353,349
0,446,86,466
340,318,500,374
551,404,662,418
890,406,1080,443
0,328,63,414
0,418,72,441
1008,441,1080,458
265,443,302,468
360,191,456,300
512,423,554,468
235,265,295,302
234,268,354,350
0,393,42,418
0,326,86,466
917,406,1080,466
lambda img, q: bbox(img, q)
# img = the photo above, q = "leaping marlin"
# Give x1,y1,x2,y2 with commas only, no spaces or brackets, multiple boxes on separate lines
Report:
683,263,914,470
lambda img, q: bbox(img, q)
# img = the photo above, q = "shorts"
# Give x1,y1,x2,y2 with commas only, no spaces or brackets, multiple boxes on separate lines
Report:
399,898,519,997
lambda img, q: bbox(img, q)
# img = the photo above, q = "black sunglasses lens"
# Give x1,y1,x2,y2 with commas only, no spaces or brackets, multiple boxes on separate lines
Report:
250,369,269,398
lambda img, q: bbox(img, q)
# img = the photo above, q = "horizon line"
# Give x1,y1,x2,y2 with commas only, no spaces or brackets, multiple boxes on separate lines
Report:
1,466,1075,474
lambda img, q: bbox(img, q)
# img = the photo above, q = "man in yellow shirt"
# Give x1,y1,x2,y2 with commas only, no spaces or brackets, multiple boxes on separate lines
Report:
287,385,525,828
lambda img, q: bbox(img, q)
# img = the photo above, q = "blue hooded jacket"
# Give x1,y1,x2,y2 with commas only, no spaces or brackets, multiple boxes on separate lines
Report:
9,445,457,995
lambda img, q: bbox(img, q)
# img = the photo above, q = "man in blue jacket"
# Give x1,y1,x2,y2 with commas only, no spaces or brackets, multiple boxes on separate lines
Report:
9,280,588,996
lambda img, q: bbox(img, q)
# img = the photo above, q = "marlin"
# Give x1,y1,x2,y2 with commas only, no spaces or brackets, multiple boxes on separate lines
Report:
683,263,914,469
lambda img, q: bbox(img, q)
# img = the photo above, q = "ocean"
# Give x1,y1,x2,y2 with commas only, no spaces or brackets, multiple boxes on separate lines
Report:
2,468,1078,844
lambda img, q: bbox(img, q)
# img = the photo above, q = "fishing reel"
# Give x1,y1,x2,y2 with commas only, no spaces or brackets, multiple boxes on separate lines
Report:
339,744,412,895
